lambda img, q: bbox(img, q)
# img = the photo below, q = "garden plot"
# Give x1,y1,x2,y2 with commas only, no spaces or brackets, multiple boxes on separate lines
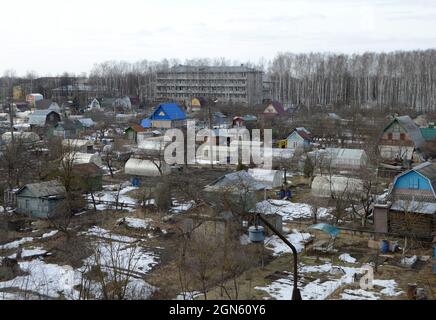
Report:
81,227,159,274
254,200,332,221
0,259,81,300
256,262,403,300
0,230,59,251
0,227,160,300
80,226,159,298
90,185,139,212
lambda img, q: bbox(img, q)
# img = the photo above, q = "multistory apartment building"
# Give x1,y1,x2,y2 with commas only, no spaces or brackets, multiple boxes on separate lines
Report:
155,65,263,106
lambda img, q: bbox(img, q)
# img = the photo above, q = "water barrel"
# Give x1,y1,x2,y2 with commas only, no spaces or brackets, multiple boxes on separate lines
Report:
380,240,389,254
249,226,265,243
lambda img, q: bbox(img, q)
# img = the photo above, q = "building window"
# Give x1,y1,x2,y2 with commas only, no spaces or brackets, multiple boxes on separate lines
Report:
400,133,406,141
409,178,419,189
387,133,393,140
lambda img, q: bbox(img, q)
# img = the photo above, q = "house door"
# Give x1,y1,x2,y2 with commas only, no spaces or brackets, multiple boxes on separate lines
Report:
374,206,388,234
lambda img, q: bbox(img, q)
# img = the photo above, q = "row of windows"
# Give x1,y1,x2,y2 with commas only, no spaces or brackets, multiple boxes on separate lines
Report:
157,93,248,99
157,87,247,93
157,82,248,86
387,132,406,141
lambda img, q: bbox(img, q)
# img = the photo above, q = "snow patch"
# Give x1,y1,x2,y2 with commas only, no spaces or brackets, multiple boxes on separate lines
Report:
254,200,332,221
339,253,357,264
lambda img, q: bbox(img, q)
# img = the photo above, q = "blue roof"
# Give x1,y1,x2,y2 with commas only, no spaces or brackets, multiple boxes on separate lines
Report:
309,223,341,238
150,103,186,121
141,118,152,129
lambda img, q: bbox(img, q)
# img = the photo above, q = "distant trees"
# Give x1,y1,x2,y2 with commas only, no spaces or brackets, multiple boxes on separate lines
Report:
268,50,436,112
3,49,436,112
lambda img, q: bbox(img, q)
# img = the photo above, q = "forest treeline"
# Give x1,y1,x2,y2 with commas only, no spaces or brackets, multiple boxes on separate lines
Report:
3,50,436,111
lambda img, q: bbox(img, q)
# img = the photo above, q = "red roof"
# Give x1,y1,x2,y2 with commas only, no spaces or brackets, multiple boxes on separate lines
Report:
264,101,286,116
129,124,148,133
292,128,313,141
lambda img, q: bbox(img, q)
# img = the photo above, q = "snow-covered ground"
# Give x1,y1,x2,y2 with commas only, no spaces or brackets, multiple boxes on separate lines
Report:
0,226,159,300
81,226,139,243
176,291,203,300
0,237,34,250
339,253,357,264
170,201,195,214
0,259,81,300
254,200,332,221
256,262,403,300
265,230,312,256
8,247,48,259
41,230,59,239
81,226,159,299
90,185,139,212
117,217,153,230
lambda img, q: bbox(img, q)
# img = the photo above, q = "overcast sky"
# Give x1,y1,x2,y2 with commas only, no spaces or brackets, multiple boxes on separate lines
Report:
1,0,436,75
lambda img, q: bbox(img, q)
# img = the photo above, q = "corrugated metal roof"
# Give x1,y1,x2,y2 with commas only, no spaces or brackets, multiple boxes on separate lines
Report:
414,162,436,195
18,180,65,198
28,110,59,126
151,103,186,121
206,171,267,191
421,127,436,141
395,116,425,147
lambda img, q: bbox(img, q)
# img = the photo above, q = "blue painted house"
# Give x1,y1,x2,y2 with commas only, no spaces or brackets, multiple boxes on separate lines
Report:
392,162,436,201
149,103,187,129
374,162,436,239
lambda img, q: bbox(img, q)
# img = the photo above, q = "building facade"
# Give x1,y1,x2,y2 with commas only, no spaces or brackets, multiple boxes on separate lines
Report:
374,162,436,239
155,65,263,106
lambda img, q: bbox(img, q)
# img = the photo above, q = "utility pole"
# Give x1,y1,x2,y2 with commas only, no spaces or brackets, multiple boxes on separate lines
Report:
8,98,15,146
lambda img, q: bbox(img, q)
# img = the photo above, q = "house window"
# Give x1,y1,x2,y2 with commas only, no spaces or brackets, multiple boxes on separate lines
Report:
409,178,419,189
25,199,30,209
387,133,393,140
400,133,406,141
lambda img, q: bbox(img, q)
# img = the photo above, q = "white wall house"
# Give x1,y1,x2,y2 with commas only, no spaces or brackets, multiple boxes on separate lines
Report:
286,128,312,150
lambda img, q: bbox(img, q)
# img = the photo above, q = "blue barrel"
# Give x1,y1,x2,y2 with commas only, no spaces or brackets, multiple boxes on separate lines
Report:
380,240,389,254
131,177,141,187
249,226,265,243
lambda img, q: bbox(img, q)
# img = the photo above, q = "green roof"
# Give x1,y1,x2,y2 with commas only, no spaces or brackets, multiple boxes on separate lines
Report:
421,127,436,141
